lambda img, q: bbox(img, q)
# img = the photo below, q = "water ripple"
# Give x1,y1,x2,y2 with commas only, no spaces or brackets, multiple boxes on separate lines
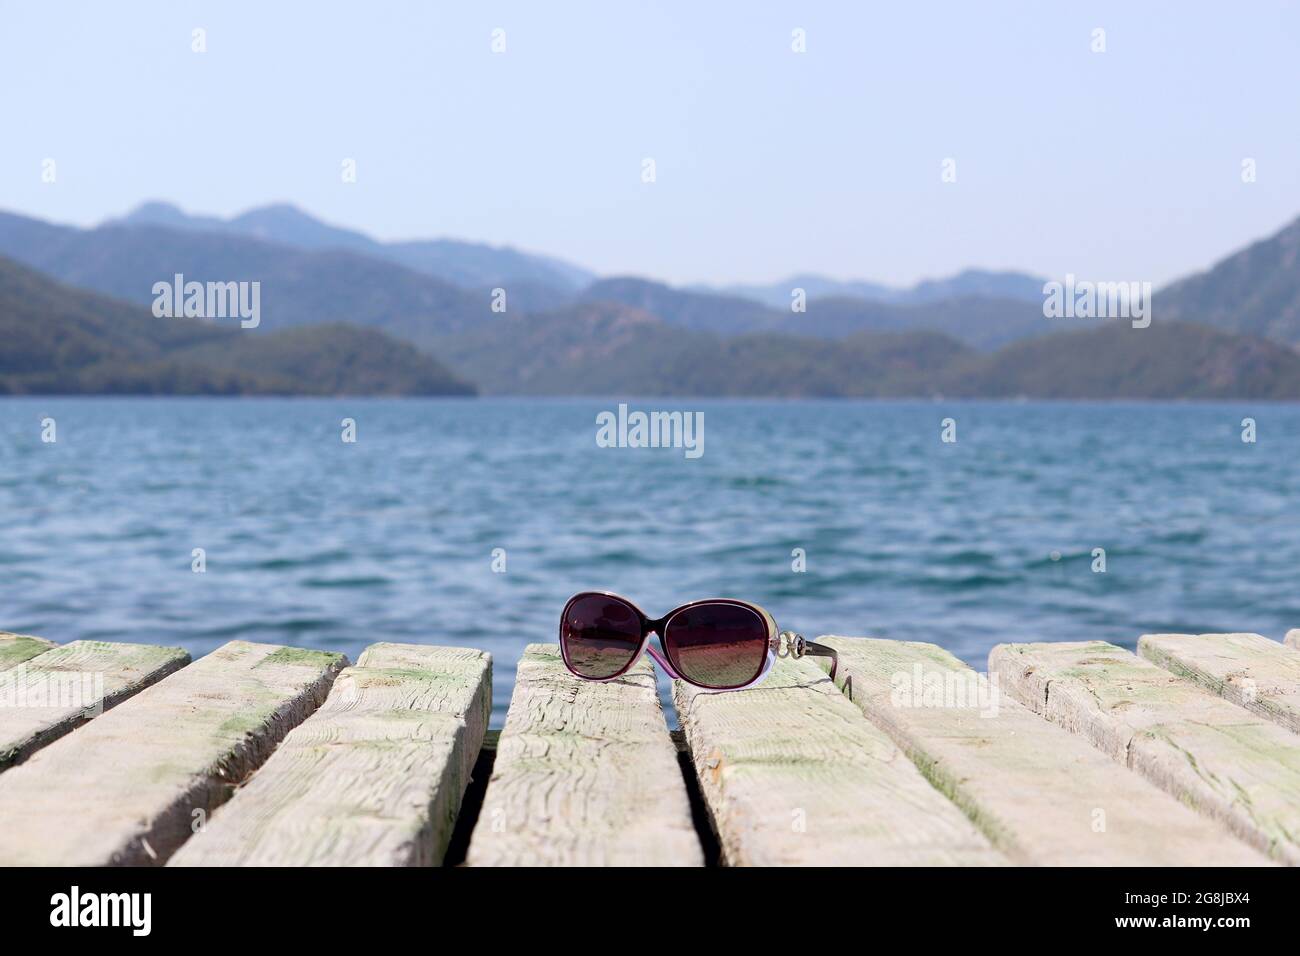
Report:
3,396,1299,725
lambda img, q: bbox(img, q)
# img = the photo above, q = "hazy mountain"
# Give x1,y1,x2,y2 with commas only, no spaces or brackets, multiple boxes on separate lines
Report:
112,201,594,292
478,279,577,314
113,200,231,234
168,323,474,396
0,206,1062,358
704,268,1046,309
1157,214,1300,346
581,276,1050,348
0,211,490,344
908,269,1047,304
433,302,690,394
434,297,1298,399
940,321,1300,399
7,200,1300,399
783,295,1051,350
0,256,473,395
432,301,970,396
579,277,780,335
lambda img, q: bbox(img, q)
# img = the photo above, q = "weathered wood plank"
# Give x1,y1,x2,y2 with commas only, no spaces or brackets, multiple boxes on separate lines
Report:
0,640,344,866
675,655,1005,866
0,641,190,771
466,643,701,866
170,643,490,867
989,641,1300,864
0,632,55,672
822,636,1267,865
1139,632,1300,735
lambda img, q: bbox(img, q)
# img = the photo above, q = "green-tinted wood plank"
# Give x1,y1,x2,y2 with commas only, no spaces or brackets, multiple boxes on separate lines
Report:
0,640,189,770
990,640,1300,865
823,636,1266,865
1140,632,1300,735
466,643,701,866
171,643,490,866
676,655,1005,866
0,640,344,865
0,632,56,672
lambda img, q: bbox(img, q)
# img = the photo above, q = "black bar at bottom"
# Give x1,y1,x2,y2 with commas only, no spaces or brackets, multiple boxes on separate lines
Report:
0,865,1284,943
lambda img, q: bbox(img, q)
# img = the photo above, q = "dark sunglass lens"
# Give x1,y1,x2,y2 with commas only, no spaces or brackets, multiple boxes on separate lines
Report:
560,595,643,679
664,603,769,689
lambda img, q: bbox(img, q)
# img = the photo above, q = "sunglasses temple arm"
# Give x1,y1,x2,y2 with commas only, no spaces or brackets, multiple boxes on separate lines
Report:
802,641,839,681
643,644,683,680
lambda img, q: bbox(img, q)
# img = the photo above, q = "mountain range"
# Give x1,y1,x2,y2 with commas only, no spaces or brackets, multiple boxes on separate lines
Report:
2,200,1300,398
570,277,1043,348
110,201,594,293
0,256,473,396
1157,215,1300,344
0,206,1050,350
433,301,1300,399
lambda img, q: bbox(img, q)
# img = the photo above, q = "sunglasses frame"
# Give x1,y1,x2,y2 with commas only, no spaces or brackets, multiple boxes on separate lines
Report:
558,590,837,691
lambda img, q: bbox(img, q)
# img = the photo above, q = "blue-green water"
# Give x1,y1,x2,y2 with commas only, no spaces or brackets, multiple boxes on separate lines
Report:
3,398,1298,723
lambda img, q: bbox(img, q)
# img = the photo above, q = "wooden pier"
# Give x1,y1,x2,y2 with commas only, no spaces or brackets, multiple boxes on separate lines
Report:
0,628,1296,866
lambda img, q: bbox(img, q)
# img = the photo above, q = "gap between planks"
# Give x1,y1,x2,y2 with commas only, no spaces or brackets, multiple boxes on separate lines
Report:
989,640,1300,865
675,655,1006,866
819,636,1267,866
465,643,702,866
1139,632,1300,735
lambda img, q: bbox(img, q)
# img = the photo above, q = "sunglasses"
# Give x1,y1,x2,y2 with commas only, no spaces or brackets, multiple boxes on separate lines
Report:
559,591,838,691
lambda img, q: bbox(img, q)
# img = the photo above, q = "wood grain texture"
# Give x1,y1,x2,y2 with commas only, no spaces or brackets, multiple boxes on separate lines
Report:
989,641,1300,864
0,640,344,866
822,636,1267,866
0,632,55,672
170,643,490,867
0,640,190,771
676,655,1005,866
465,643,702,866
1139,632,1300,735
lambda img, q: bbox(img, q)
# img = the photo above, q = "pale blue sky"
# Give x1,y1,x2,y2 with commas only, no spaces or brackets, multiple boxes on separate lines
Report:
2,0,1298,287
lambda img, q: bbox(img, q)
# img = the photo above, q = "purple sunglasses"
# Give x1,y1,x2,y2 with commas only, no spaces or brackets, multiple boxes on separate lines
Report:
559,591,838,691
